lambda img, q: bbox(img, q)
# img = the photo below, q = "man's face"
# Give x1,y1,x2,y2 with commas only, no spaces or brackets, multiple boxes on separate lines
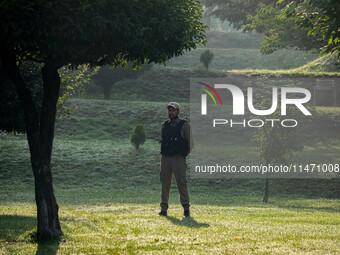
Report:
168,107,179,120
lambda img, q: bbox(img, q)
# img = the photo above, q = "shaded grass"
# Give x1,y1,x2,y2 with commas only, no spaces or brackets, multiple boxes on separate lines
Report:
82,65,340,103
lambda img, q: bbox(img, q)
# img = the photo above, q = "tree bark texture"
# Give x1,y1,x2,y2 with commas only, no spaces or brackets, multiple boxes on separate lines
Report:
1,52,63,238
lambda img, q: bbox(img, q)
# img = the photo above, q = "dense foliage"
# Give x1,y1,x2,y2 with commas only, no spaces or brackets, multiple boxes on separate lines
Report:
202,0,340,55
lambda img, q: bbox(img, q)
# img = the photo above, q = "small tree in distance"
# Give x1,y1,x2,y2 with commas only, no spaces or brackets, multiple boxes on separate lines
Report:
200,50,214,71
251,81,306,203
131,124,147,150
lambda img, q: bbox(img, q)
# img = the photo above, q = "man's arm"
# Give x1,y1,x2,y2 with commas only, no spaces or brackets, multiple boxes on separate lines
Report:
160,122,165,141
182,122,194,154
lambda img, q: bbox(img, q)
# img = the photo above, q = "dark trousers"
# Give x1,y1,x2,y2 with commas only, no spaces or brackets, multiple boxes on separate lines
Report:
160,155,190,211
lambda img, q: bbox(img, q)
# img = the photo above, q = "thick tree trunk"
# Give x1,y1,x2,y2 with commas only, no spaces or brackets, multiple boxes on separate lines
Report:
34,61,63,238
1,52,63,238
34,164,62,238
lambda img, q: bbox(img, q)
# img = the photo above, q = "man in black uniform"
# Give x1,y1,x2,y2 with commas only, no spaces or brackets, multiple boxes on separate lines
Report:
159,102,194,217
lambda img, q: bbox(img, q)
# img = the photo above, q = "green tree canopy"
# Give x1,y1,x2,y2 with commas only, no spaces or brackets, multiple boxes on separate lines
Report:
0,62,96,133
202,0,339,55
286,0,340,55
1,0,206,66
201,0,273,29
242,1,324,54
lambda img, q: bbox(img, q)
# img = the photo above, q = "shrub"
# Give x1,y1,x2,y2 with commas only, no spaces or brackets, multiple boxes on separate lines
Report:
200,50,214,71
131,124,146,149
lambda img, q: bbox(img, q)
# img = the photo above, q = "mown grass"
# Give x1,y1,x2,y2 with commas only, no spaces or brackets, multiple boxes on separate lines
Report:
81,30,323,101
1,99,340,254
294,53,340,73
165,48,317,71
82,65,340,104
228,68,340,78
1,201,340,254
163,31,318,71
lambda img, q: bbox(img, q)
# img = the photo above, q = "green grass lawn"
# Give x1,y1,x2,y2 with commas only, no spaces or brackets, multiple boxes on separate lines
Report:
165,47,318,71
1,99,340,254
82,30,326,102
163,31,318,71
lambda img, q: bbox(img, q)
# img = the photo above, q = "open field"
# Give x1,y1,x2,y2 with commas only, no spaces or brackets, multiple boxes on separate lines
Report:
1,99,340,254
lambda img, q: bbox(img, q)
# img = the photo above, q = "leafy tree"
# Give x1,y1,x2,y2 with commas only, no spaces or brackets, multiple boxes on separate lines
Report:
200,49,214,70
285,0,340,55
201,0,273,29
242,2,324,54
91,64,151,100
0,62,95,133
202,0,339,55
57,64,99,117
0,0,206,238
251,81,305,202
253,113,302,202
131,124,147,150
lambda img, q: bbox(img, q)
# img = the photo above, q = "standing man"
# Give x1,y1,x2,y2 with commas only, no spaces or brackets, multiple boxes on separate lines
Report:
159,102,194,217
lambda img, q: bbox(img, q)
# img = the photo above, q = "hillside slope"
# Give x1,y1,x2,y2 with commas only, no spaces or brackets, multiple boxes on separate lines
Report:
294,53,340,72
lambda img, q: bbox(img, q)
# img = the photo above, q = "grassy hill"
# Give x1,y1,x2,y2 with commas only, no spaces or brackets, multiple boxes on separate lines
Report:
83,64,340,103
164,31,318,70
294,53,340,72
84,31,328,101
83,31,339,102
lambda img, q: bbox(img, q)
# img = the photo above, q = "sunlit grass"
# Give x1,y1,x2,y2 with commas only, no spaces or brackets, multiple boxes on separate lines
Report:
1,201,339,254
228,68,340,77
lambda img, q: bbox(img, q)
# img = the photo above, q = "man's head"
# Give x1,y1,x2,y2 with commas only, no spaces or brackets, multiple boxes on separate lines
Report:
167,102,180,120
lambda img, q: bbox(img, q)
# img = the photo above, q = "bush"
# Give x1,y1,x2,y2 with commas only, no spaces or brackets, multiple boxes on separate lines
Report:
131,124,146,149
200,50,214,71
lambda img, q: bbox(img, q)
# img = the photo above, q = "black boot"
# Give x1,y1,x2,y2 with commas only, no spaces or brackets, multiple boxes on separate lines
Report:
158,210,167,216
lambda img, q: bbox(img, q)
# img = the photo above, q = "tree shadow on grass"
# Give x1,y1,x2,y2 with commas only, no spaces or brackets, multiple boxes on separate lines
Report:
165,216,210,228
0,215,60,255
35,241,60,255
0,215,36,241
269,201,340,214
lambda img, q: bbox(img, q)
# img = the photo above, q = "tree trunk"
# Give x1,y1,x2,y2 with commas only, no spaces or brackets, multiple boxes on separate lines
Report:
34,60,63,238
1,52,63,238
